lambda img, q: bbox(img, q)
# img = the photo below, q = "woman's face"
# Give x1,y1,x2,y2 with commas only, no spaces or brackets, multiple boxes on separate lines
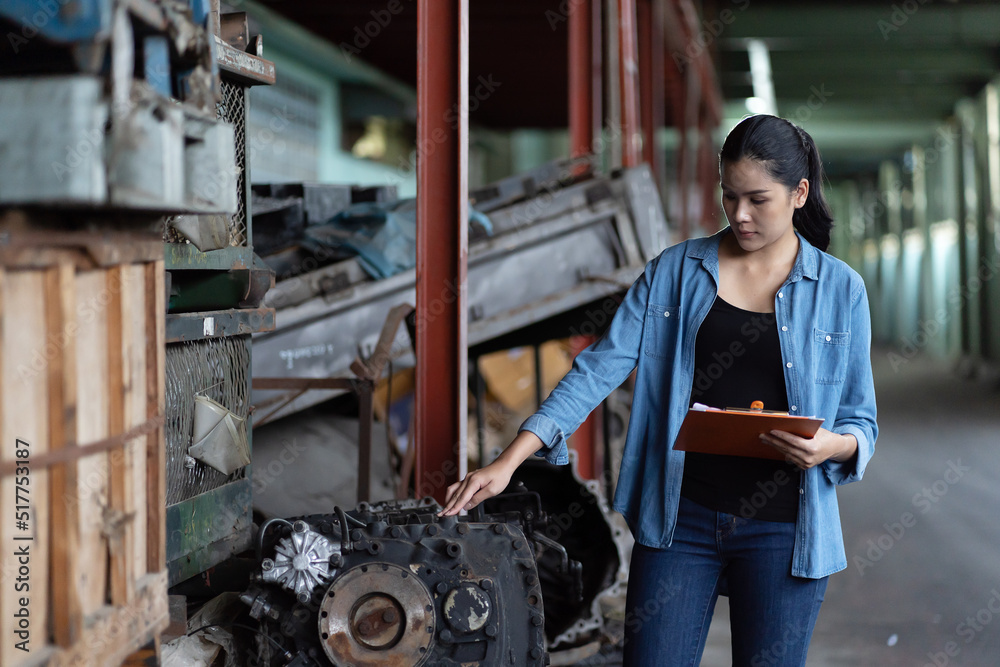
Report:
720,158,808,253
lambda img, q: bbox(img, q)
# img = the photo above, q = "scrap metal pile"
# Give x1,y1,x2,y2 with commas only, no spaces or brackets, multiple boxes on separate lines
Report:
250,157,670,423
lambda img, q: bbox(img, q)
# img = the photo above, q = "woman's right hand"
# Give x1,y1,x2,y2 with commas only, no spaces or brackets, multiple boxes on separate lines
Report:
438,459,515,516
438,430,545,516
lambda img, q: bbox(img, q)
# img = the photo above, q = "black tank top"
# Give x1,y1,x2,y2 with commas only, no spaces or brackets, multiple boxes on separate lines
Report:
680,295,801,522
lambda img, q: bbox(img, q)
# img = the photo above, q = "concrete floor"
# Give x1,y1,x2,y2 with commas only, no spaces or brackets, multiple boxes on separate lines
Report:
701,349,1000,666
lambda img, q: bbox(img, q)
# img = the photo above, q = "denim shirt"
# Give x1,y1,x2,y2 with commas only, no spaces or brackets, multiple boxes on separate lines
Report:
520,228,878,579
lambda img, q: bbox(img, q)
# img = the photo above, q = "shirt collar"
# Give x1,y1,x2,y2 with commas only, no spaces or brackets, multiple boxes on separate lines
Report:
686,226,819,282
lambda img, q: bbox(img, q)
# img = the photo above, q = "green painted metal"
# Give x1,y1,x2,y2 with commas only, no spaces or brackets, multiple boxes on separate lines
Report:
168,270,251,313
166,477,254,585
165,242,255,271
721,5,1000,45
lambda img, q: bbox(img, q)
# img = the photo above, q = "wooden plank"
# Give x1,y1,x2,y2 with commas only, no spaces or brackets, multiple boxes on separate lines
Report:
126,264,148,581
107,265,134,605
0,267,5,664
145,261,166,574
72,269,110,621
46,263,82,646
2,256,167,663
1,270,52,666
47,571,169,667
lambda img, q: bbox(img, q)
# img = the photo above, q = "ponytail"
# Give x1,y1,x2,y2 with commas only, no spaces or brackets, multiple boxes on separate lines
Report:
720,115,834,251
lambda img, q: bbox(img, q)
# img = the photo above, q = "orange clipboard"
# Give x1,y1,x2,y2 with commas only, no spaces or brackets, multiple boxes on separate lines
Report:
674,405,823,461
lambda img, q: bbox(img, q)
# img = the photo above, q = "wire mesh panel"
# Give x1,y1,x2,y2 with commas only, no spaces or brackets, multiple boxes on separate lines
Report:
217,78,248,247
165,335,252,505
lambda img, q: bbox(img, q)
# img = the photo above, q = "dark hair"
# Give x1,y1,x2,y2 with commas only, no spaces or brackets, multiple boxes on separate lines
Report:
719,114,834,252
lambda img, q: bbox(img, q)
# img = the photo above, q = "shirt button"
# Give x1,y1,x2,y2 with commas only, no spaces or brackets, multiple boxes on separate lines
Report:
664,311,670,318
799,488,805,495
826,335,832,342
786,362,793,368
790,405,797,411
781,326,788,332
778,292,784,298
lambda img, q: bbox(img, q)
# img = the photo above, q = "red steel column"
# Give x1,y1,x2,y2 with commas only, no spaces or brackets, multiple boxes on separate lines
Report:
568,0,604,480
569,0,598,157
638,0,665,182
415,0,468,501
618,0,642,168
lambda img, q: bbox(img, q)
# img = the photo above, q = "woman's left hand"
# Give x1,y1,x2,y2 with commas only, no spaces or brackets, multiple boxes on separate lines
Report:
760,427,857,470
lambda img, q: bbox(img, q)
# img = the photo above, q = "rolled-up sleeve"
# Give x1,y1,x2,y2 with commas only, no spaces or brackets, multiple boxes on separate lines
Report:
519,257,655,464
824,281,878,485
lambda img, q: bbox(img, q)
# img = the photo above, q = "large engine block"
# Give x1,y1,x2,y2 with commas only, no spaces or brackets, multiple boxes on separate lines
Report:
244,497,555,666
241,459,629,666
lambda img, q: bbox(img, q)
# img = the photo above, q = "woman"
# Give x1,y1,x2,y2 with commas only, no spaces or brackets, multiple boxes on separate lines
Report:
441,114,877,666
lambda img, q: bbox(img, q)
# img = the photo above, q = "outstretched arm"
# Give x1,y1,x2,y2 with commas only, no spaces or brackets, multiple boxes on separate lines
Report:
438,254,663,515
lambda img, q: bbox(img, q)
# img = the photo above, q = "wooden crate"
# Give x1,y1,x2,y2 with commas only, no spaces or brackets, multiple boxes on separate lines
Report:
0,221,168,666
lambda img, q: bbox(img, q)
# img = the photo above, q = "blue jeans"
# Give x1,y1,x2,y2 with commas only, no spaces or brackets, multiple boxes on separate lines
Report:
623,496,828,667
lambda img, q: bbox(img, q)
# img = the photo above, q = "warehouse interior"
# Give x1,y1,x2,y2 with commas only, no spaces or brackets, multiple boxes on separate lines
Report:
1,0,999,665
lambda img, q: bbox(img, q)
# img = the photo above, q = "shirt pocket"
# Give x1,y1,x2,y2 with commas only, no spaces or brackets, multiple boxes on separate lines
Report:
813,327,851,384
644,304,680,359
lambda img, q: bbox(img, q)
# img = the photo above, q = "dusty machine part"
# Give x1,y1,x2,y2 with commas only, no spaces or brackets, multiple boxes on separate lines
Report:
488,453,633,652
317,563,435,666
245,499,552,666
260,520,339,603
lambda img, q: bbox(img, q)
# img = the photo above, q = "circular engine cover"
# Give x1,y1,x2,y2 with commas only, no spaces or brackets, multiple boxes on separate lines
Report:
318,563,435,666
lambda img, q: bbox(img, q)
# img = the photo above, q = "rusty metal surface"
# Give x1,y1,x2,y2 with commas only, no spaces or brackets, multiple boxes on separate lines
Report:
618,0,642,168
219,11,249,51
165,308,275,343
569,0,600,157
213,35,276,86
637,0,665,184
350,303,415,382
318,563,435,667
414,0,469,503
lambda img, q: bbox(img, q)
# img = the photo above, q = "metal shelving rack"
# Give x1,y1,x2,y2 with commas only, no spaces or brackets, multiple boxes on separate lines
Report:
163,26,277,585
